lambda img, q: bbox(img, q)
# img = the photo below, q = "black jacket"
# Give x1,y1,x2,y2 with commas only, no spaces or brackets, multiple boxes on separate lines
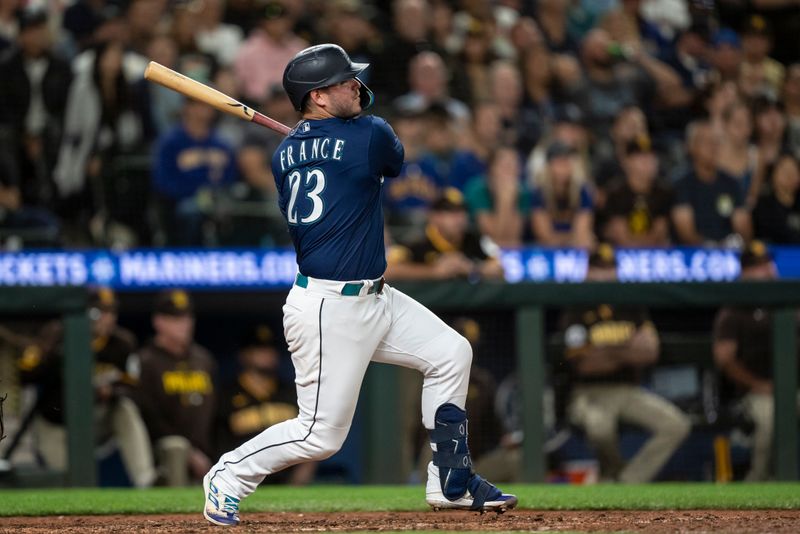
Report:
0,47,72,131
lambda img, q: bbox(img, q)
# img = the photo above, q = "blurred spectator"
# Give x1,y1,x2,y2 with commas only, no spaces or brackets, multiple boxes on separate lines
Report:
393,51,470,124
753,154,800,244
429,0,458,55
752,94,789,196
464,146,529,247
171,1,202,58
572,28,664,147
600,0,672,59
530,141,595,248
384,108,444,242
535,0,579,55
655,20,712,115
787,63,800,160
0,7,72,211
447,102,502,191
526,103,592,190
152,66,238,246
125,0,164,56
371,0,441,103
671,120,751,245
710,28,743,85
0,0,17,51
561,245,690,482
210,67,248,149
216,324,316,485
385,188,504,281
449,16,497,106
222,0,258,35
416,103,459,190
196,0,244,67
53,39,152,244
18,287,156,487
489,59,532,151
509,16,543,59
705,81,741,139
518,42,555,155
601,134,672,247
135,289,217,487
712,241,800,481
592,105,649,196
136,34,183,137
0,163,59,248
717,100,759,205
62,0,123,52
324,0,379,70
447,101,501,191
740,15,784,98
450,0,514,59
750,0,800,66
233,0,307,105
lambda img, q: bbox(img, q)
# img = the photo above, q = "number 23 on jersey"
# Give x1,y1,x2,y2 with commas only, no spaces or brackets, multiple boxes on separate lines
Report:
287,168,326,225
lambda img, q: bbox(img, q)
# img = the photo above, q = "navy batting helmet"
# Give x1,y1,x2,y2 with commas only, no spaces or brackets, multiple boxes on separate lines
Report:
282,44,374,112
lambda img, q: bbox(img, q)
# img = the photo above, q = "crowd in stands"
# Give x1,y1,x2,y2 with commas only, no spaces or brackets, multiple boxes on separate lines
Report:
0,0,797,253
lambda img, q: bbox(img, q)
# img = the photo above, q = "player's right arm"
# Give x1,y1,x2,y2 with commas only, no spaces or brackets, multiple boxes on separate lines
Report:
713,309,772,393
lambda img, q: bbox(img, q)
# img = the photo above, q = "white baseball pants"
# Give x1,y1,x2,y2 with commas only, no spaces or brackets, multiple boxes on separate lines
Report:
209,277,472,498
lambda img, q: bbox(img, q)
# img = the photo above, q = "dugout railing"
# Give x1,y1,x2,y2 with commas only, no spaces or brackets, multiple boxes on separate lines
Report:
1,281,798,486
375,280,800,484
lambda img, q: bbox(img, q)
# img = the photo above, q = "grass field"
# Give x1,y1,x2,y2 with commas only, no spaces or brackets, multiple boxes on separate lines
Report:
1,483,799,516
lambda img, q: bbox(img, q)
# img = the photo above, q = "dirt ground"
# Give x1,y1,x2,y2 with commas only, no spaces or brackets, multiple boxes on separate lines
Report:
3,510,800,533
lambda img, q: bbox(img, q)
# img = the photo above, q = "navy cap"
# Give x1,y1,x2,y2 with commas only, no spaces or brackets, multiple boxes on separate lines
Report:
546,141,577,161
17,6,47,32
712,28,741,49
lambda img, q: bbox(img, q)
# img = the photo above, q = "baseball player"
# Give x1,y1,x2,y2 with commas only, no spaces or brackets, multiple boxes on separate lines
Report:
202,44,517,526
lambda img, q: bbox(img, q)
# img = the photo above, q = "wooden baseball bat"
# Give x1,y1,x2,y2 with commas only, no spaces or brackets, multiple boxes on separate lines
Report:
144,61,292,136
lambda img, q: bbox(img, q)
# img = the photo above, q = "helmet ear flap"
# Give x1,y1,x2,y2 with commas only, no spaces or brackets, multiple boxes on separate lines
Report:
358,81,374,111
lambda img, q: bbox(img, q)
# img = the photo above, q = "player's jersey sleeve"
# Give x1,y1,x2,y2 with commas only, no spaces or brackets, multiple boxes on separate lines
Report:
368,116,404,179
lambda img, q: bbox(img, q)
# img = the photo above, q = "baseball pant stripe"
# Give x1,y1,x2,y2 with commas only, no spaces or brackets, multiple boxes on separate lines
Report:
209,298,326,488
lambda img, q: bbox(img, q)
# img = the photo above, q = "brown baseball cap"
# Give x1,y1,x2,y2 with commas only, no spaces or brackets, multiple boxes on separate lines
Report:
625,134,654,156
89,287,118,312
743,15,771,37
430,188,466,212
154,289,194,316
588,243,617,268
240,324,276,350
740,240,773,269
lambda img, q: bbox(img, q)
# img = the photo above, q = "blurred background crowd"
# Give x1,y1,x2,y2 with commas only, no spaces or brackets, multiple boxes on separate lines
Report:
0,0,799,489
0,0,797,254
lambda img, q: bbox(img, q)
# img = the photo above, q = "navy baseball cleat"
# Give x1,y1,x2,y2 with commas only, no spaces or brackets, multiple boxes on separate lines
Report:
425,461,518,513
203,474,240,526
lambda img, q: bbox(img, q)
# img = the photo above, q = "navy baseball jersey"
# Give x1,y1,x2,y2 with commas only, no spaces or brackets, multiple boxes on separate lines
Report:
271,115,404,281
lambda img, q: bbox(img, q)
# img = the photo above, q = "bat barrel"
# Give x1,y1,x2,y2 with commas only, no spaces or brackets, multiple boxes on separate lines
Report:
144,61,291,136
